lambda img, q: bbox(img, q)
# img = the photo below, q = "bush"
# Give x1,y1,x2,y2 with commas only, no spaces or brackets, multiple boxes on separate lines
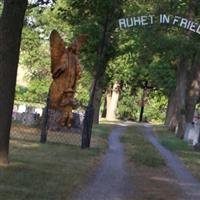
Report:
117,88,167,123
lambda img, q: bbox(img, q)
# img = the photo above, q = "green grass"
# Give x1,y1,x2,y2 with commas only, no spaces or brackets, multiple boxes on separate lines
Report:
0,122,114,200
122,125,165,168
153,125,200,180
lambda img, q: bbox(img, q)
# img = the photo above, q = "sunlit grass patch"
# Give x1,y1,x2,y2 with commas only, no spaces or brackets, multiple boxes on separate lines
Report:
153,125,200,180
153,125,190,151
122,125,165,168
0,122,114,200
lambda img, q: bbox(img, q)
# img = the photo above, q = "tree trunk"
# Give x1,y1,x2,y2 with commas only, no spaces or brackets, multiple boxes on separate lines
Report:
106,81,120,121
0,0,27,165
105,87,112,119
165,90,177,129
81,14,110,148
139,81,150,123
139,86,148,122
176,57,188,139
175,0,199,138
40,91,50,143
93,80,103,124
101,95,107,118
185,52,200,123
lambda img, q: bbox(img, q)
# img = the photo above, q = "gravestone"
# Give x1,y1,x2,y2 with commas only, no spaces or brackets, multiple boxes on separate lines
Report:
184,110,200,146
18,104,26,113
12,105,41,127
34,108,43,116
21,112,40,126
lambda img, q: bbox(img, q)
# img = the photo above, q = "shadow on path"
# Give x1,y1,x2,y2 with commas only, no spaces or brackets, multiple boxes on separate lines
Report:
72,125,134,200
143,123,200,200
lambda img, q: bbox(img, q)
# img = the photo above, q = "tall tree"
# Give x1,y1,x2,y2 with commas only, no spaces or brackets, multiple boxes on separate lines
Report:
175,0,200,138
0,0,28,164
106,81,120,121
186,52,200,123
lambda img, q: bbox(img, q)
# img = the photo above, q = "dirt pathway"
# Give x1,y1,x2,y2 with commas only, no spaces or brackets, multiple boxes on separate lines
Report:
144,124,200,200
72,125,134,200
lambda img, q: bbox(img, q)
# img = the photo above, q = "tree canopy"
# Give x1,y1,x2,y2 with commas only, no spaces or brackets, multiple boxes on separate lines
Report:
14,0,200,126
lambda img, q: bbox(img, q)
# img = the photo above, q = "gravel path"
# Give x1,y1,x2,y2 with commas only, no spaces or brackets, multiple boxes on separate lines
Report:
143,123,200,200
72,125,134,200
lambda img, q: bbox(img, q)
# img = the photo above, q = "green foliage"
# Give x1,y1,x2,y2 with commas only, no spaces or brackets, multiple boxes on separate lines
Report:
25,79,50,103
15,0,200,121
0,1,2,14
63,0,124,91
149,58,176,94
75,71,92,106
104,0,200,124
19,0,124,106
117,86,167,123
15,85,28,102
18,3,71,104
20,27,51,79
144,91,168,123
117,95,140,121
15,78,50,104
117,86,141,121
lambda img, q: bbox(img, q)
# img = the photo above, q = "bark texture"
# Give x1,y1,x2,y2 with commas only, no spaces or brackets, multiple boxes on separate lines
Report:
81,14,110,148
176,58,187,138
105,87,112,119
165,90,177,130
175,0,199,138
92,80,103,124
186,52,200,123
106,81,120,121
0,0,27,164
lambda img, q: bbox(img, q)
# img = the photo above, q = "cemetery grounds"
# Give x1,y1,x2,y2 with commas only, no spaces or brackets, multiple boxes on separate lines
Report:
0,121,200,199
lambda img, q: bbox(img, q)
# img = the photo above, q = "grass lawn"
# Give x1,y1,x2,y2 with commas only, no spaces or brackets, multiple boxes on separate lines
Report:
121,124,165,167
121,124,186,200
153,125,200,180
0,122,114,200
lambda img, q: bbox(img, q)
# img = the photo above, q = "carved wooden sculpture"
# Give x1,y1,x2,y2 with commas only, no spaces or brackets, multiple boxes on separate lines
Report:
49,30,87,128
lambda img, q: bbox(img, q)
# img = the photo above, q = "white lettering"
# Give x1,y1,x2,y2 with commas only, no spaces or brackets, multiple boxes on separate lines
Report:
179,18,188,29
173,16,181,25
141,16,148,26
149,15,154,24
187,21,192,29
133,16,141,26
196,25,200,34
119,18,127,29
126,18,134,27
118,15,200,37
162,14,170,24
189,22,196,32
160,15,162,23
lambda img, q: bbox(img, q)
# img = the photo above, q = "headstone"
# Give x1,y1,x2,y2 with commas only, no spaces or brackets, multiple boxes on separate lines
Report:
12,111,22,121
13,105,18,112
12,104,41,126
184,110,200,146
34,108,43,116
21,112,40,126
18,105,26,113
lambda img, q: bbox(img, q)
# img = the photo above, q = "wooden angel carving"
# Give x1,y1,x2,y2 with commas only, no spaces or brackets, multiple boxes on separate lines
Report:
49,30,87,128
